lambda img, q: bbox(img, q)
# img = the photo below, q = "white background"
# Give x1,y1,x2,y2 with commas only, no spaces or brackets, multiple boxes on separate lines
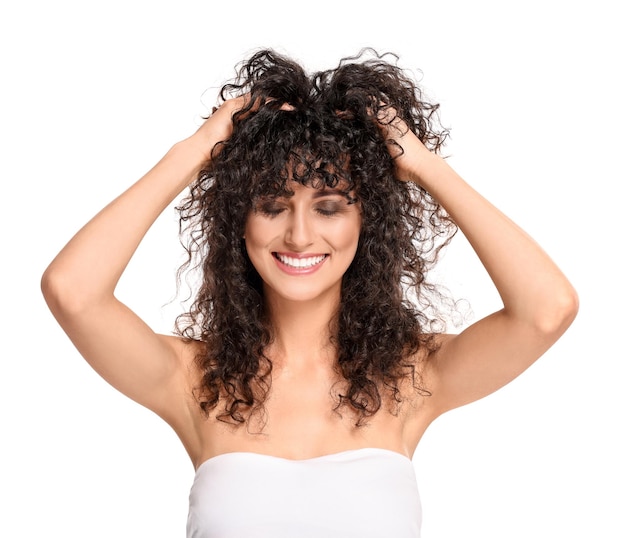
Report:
1,1,624,536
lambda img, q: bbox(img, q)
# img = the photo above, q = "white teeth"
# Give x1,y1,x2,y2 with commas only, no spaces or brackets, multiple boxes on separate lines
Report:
276,254,326,268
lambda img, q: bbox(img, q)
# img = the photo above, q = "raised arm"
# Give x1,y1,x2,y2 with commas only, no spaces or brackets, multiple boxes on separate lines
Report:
387,118,579,417
40,98,243,420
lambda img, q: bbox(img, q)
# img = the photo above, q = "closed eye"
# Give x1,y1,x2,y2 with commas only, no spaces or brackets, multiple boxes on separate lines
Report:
254,197,351,218
256,201,286,217
315,201,347,217
316,207,340,217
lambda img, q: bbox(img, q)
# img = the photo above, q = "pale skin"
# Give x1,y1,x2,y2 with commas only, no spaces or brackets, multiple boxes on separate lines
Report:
41,96,579,469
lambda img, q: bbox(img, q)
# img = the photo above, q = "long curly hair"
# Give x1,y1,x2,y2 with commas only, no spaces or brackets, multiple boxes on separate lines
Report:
175,48,457,427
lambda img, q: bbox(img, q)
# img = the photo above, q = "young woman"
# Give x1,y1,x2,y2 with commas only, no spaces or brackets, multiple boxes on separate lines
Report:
41,49,578,537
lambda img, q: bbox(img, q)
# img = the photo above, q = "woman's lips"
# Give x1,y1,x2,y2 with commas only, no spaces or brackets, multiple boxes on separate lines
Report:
272,252,328,275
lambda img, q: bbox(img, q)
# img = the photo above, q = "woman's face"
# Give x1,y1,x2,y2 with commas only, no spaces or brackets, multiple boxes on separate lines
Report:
244,181,362,304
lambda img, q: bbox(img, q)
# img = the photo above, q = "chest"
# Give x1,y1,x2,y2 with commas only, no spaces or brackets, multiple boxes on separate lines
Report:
198,376,410,462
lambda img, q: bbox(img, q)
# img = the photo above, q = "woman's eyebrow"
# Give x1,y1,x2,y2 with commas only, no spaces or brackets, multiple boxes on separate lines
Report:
312,188,349,199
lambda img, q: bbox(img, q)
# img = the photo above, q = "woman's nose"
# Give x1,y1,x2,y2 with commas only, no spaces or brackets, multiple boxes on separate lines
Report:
285,210,314,249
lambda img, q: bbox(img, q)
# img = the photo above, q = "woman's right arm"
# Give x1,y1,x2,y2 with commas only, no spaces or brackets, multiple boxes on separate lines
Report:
41,98,242,420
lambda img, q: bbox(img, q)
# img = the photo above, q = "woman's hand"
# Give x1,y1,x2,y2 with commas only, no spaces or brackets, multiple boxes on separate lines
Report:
377,106,438,185
188,94,250,162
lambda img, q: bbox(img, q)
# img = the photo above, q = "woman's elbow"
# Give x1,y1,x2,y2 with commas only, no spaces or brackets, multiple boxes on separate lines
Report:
41,264,90,316
535,283,579,336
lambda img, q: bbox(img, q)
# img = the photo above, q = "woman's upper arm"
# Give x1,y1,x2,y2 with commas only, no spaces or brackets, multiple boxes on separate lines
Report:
42,275,194,418
422,301,578,417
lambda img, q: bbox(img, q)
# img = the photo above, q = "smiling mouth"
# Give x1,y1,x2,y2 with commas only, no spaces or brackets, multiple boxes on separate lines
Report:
273,253,328,268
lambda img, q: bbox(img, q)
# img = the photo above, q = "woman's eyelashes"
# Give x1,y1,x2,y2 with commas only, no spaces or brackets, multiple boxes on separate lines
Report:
314,202,345,217
255,200,346,218
256,201,285,217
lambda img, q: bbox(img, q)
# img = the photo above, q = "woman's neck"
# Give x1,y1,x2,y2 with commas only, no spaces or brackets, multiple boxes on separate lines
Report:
264,290,340,372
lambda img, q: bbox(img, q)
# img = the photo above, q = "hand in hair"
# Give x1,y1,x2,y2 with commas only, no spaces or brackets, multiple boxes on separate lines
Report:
376,104,438,185
189,94,250,162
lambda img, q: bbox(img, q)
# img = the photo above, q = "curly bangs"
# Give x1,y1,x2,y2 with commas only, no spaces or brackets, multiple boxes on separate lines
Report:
175,48,457,427
218,104,356,200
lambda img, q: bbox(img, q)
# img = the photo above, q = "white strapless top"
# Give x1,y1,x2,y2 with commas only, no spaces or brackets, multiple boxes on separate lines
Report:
187,447,421,537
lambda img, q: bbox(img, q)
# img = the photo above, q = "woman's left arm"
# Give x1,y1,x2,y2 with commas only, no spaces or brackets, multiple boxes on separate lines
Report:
390,121,579,416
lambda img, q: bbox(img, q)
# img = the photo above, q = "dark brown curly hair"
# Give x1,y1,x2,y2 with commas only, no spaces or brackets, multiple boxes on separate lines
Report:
175,48,458,427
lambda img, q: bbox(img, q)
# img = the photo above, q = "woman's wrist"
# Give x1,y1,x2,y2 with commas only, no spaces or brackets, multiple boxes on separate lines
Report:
397,142,442,186
162,137,211,190
178,132,215,164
